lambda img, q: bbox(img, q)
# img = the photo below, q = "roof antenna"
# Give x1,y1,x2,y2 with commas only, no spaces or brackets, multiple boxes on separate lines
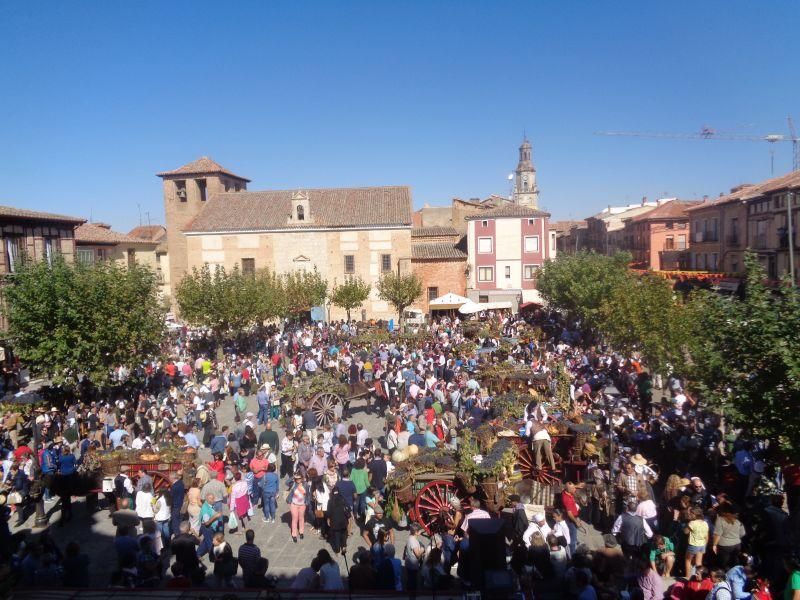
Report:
137,203,142,226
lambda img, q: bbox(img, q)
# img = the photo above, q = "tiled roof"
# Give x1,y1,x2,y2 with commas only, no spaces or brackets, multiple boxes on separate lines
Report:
184,186,412,233
464,203,549,220
629,199,700,222
687,170,800,212
76,223,158,245
411,242,467,260
156,156,250,182
411,226,458,238
128,225,167,242
0,205,84,224
549,220,586,234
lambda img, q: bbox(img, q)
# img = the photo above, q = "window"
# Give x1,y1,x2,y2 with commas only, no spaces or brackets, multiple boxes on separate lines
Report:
664,235,674,250
96,248,107,261
296,205,305,220
550,231,556,252
481,220,489,228
76,248,94,266
528,218,536,225
666,222,674,229
5,236,25,273
710,253,718,271
477,237,493,253
224,182,230,192
344,255,355,274
427,287,439,301
729,218,739,243
234,184,241,192
197,179,207,202
127,249,136,268
731,260,739,273
381,254,392,273
241,258,255,276
524,235,540,253
477,266,494,282
522,180,528,192
478,295,489,303
44,237,60,265
677,234,687,250
175,180,187,202
504,265,511,278
523,265,538,280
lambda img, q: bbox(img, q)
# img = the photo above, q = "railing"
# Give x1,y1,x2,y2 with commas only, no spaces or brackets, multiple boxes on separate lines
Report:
752,235,768,249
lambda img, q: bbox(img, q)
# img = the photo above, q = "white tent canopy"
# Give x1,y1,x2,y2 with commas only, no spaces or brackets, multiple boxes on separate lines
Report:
458,300,513,315
429,292,470,310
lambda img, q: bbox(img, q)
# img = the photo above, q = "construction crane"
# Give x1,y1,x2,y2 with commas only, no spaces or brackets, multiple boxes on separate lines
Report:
596,117,800,174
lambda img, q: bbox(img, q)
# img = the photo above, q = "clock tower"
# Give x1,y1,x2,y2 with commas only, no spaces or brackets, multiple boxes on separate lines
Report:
513,137,538,208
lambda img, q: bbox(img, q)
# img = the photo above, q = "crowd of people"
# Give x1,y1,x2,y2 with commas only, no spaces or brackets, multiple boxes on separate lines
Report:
0,309,797,599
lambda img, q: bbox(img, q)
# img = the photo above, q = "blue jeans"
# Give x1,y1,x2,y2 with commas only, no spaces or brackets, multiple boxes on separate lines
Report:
262,491,277,520
197,525,216,557
566,519,578,556
257,405,269,425
156,520,171,547
270,405,280,420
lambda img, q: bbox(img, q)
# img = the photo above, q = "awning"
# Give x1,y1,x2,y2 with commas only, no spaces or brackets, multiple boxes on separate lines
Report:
520,289,546,306
429,292,470,310
458,300,513,314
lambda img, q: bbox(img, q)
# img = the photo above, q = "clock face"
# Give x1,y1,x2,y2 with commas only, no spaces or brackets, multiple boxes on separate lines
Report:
522,175,528,182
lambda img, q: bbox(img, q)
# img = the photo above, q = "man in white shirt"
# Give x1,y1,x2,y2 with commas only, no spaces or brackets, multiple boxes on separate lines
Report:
460,498,490,533
523,513,552,547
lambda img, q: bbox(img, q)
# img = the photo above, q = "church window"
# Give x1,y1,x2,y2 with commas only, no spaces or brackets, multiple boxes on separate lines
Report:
241,258,255,276
381,254,391,272
344,255,355,274
197,179,207,202
522,180,528,192
175,180,187,202
297,205,305,221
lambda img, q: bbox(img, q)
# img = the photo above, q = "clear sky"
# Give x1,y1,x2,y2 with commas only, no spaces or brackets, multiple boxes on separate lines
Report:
1,1,799,230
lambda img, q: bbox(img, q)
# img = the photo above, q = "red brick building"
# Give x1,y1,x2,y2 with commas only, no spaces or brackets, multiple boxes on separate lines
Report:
623,199,699,270
410,226,467,313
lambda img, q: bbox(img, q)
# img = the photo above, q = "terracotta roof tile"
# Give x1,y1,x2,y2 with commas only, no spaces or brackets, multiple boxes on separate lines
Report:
76,223,158,245
464,203,549,220
156,156,250,182
0,205,84,224
629,199,700,222
411,242,467,260
687,170,800,211
411,226,459,238
550,220,586,234
184,186,412,233
128,225,167,242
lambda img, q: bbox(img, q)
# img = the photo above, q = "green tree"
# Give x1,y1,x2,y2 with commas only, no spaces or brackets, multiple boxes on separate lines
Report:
330,276,371,321
537,251,631,331
282,268,328,317
688,253,800,456
599,272,694,376
2,257,164,385
376,271,422,327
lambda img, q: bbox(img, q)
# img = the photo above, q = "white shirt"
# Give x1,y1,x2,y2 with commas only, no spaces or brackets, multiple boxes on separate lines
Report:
136,491,155,518
553,520,572,556
523,521,552,547
611,511,653,538
154,495,171,521
356,429,368,447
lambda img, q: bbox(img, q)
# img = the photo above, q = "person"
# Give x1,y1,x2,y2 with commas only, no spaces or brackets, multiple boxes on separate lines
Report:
291,557,320,590
377,543,403,591
316,548,344,590
649,534,676,577
327,487,349,555
171,522,203,584
311,477,331,539
153,487,172,547
561,481,584,556
260,463,279,523
349,549,377,590
783,554,800,600
726,555,753,600
547,533,569,579
531,420,557,470
170,472,186,538
552,508,572,557
135,482,155,531
61,541,90,588
334,466,357,516
351,458,370,519
421,546,449,590
685,506,709,578
685,565,713,600
237,529,262,587
210,532,236,588
523,512,552,548
612,500,652,560
707,568,734,600
287,471,309,543
363,504,395,546
713,508,747,570
229,471,251,530
575,568,598,600
198,493,224,557
404,523,425,592
637,557,664,600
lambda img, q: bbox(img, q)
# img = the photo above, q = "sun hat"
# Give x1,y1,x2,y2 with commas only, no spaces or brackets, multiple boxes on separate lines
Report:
630,454,648,466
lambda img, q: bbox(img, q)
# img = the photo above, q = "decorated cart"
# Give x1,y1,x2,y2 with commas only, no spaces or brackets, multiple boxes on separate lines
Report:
280,372,371,427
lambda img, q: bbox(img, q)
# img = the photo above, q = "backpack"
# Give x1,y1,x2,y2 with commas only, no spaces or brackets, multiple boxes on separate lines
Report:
115,474,130,498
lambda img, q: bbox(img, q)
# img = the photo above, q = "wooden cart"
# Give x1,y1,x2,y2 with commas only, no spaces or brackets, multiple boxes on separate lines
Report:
283,373,371,427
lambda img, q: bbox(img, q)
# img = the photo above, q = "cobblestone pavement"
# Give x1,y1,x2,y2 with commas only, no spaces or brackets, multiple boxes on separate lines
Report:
13,390,605,588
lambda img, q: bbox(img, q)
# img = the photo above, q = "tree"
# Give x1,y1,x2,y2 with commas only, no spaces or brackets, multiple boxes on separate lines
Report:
599,272,694,377
282,268,328,317
688,252,800,456
377,271,422,327
330,276,371,321
537,251,631,331
2,257,164,385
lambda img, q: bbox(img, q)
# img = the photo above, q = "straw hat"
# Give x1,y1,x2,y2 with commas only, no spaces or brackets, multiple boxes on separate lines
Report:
679,477,691,487
630,453,648,466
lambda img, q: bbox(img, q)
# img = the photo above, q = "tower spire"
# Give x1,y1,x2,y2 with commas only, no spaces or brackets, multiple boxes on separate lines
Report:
513,136,538,208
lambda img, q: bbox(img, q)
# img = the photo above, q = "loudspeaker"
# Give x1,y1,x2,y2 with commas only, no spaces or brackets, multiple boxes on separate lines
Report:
467,518,507,586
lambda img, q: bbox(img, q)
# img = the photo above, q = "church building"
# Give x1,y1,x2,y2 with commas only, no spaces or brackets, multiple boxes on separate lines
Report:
158,157,412,320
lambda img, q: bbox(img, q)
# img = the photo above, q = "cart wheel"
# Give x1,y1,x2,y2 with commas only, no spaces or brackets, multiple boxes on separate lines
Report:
312,393,338,428
517,446,563,484
414,480,465,535
151,472,171,492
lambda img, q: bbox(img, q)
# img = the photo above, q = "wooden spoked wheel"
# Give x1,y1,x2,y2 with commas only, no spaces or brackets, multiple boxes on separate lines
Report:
517,446,563,485
312,392,339,427
151,472,171,492
414,480,465,535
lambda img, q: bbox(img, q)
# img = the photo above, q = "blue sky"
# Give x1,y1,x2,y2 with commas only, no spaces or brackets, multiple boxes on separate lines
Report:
1,1,798,230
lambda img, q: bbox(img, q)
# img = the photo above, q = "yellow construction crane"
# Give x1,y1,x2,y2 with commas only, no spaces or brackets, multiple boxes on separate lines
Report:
596,116,800,174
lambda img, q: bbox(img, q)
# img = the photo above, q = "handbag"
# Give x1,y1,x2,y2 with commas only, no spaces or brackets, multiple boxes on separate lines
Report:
315,508,325,519
7,491,23,505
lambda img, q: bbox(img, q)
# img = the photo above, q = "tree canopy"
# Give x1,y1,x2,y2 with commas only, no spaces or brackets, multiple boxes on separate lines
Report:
2,257,164,385
330,276,371,321
376,271,422,326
